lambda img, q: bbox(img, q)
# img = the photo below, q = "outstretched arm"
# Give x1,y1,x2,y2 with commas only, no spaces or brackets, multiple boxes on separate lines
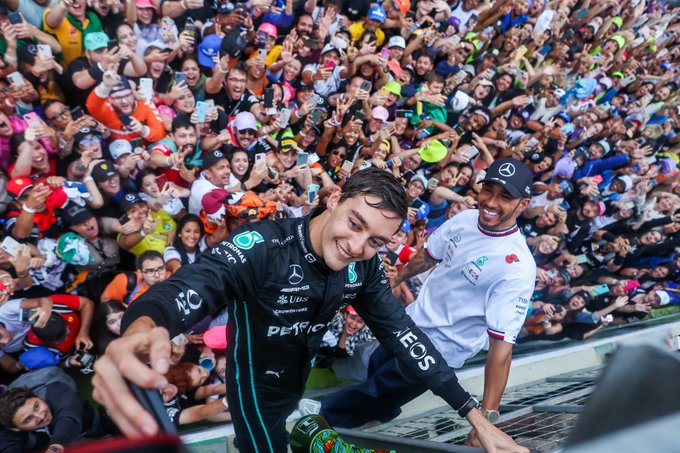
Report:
392,246,438,286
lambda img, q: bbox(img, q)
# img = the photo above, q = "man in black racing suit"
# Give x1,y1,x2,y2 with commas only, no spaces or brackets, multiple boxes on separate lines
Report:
93,168,525,453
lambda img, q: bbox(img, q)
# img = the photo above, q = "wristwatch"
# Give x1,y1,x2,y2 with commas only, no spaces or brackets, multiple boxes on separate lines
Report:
457,395,481,418
481,408,500,423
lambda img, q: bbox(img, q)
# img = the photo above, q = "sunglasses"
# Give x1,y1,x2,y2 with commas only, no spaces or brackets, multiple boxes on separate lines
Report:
331,150,346,158
80,136,102,146
238,128,256,136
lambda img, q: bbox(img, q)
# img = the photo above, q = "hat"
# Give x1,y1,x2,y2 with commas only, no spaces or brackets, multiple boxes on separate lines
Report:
119,192,144,212
553,157,575,179
73,127,102,147
91,160,118,183
371,106,389,121
367,5,387,23
558,269,571,284
198,34,222,68
610,34,626,50
392,0,410,14
598,77,613,90
345,305,358,315
419,139,448,163
656,290,671,306
559,180,574,197
400,219,410,234
61,201,95,226
611,16,624,29
595,140,611,154
220,28,247,57
461,64,476,76
280,133,298,153
617,175,633,192
553,111,571,123
136,0,159,10
110,76,132,96
573,148,590,163
6,177,34,198
203,325,227,349
527,151,545,164
410,174,428,189
511,108,530,123
17,44,38,64
202,149,228,170
84,32,110,51
217,1,235,13
387,35,406,49
109,139,133,160
321,43,339,55
258,22,278,39
382,81,402,99
232,111,257,131
482,158,533,199
598,201,606,216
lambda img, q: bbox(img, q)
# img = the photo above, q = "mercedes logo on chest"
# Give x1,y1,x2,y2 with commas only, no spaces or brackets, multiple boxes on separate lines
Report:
288,264,304,285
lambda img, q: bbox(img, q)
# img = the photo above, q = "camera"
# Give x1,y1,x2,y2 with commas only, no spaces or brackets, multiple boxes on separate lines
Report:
74,349,95,369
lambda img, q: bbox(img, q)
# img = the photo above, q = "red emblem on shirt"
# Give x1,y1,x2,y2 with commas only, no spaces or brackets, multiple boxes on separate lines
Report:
505,254,519,264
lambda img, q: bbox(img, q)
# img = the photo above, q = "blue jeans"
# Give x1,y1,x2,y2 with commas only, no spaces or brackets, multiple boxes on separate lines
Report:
320,345,429,428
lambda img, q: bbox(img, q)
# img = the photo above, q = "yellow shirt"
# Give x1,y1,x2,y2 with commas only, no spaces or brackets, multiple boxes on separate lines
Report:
41,9,89,65
123,210,176,257
349,22,385,47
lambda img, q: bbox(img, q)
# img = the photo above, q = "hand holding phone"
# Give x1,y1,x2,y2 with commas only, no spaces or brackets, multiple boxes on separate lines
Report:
1,236,21,257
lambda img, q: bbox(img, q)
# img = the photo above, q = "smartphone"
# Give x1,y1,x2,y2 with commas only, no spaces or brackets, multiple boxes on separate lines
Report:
155,174,168,191
360,80,372,92
526,137,539,149
311,108,323,124
139,78,154,100
19,309,37,324
308,94,322,107
386,159,394,169
70,106,84,120
592,174,603,184
119,213,130,225
515,45,527,61
127,381,178,434
620,75,636,87
538,44,552,56
184,21,196,39
205,99,215,109
297,152,309,166
35,44,52,60
561,123,575,135
6,71,24,86
258,48,267,60
428,177,439,187
279,108,292,129
267,166,278,179
7,12,22,25
386,60,403,77
0,236,21,257
119,114,133,128
107,39,118,51
23,112,42,128
263,87,275,110
175,72,187,85
379,47,391,59
396,109,413,119
341,160,354,173
353,110,365,122
308,153,320,165
575,254,588,264
257,29,269,46
322,60,336,70
306,183,320,204
590,284,610,297
130,138,143,152
255,153,266,165
195,101,210,123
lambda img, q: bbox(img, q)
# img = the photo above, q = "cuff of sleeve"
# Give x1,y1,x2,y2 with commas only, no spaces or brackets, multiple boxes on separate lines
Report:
613,254,625,265
424,246,441,262
95,84,112,99
431,376,470,412
88,63,105,80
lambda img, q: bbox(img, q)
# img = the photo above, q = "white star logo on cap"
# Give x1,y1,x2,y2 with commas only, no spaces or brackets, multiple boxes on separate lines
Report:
499,163,516,177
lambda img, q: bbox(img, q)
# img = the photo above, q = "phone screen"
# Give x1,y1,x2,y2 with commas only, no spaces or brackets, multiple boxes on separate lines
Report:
297,152,309,166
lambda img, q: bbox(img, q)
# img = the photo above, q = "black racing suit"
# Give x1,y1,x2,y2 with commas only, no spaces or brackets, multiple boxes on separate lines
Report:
122,210,470,452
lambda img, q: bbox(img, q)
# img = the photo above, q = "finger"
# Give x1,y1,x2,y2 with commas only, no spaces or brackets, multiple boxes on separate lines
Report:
148,327,172,372
91,367,151,437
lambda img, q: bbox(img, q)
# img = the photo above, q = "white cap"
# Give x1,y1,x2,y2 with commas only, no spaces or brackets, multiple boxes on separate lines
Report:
109,139,132,160
232,111,257,131
387,36,406,49
656,290,671,306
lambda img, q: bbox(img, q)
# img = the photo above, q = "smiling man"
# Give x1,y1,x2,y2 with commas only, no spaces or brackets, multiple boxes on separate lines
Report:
92,167,525,453
321,158,536,441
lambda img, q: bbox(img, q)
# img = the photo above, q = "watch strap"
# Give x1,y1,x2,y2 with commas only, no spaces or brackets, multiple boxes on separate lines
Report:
457,395,481,418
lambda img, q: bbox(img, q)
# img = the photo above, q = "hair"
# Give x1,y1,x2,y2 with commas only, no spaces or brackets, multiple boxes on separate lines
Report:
0,387,35,429
339,167,408,221
165,363,199,396
172,113,193,132
41,99,63,115
135,167,156,192
425,72,445,85
172,214,204,265
92,300,126,354
9,133,27,160
32,312,68,343
136,250,164,270
413,50,434,63
230,62,247,77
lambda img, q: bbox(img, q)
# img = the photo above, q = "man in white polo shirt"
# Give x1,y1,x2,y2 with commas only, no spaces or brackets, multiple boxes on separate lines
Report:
321,158,536,435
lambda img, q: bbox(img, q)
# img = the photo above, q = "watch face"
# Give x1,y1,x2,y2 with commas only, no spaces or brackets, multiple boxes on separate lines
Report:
485,409,500,423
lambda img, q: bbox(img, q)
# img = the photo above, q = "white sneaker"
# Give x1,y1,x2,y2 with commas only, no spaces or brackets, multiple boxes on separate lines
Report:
298,398,322,416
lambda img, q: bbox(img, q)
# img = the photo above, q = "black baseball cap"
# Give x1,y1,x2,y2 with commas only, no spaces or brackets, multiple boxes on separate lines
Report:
202,149,228,170
119,192,144,212
91,160,118,183
61,201,95,226
482,158,533,199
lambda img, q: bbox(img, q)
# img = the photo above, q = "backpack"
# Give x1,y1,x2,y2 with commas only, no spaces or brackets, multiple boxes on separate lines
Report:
8,366,76,399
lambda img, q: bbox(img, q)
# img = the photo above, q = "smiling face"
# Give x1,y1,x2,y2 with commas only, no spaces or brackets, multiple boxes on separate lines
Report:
117,24,138,51
343,312,366,335
12,397,52,431
70,216,99,240
283,59,302,81
182,59,201,87
138,7,155,25
226,69,247,100
20,141,50,172
204,159,231,187
477,182,529,231
98,174,121,196
230,150,250,178
316,192,402,272
106,311,124,336
180,220,202,251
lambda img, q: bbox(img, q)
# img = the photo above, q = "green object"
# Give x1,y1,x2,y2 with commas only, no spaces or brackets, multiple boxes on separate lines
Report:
83,32,109,51
419,139,448,163
382,81,402,99
290,415,396,453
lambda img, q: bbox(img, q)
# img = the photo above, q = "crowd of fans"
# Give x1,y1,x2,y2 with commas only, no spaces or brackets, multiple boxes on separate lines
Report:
0,0,676,449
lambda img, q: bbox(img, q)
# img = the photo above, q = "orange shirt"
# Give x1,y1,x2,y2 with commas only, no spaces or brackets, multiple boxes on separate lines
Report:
86,91,167,143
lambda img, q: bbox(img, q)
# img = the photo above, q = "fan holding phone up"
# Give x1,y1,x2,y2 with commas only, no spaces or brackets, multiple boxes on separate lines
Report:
85,69,166,143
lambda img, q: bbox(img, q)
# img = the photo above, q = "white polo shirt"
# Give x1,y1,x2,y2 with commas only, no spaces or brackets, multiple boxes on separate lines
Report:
406,209,535,368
